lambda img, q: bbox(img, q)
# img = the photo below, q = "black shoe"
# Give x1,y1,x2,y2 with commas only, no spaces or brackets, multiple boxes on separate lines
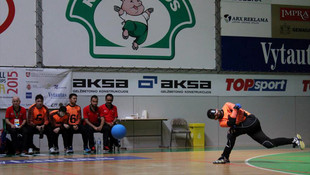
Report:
213,156,230,164
66,146,74,154
84,147,91,154
33,147,40,154
114,142,120,148
15,150,21,155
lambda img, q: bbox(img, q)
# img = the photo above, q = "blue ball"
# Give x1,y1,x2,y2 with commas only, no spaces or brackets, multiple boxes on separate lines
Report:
111,124,127,139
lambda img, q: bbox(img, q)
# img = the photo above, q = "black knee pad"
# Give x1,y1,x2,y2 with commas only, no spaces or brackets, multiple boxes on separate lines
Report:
262,141,274,148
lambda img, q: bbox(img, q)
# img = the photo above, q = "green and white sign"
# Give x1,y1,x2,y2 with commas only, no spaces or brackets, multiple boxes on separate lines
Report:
66,0,195,60
43,0,215,69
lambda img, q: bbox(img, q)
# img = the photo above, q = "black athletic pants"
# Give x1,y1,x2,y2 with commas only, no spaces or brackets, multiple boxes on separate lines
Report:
222,115,294,159
102,123,118,148
50,128,70,150
24,124,53,149
85,123,118,149
67,125,88,149
6,125,26,152
84,124,104,149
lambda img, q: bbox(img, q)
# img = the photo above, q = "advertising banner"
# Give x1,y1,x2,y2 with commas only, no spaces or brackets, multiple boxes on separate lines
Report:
272,5,310,39
72,72,309,97
72,72,214,96
43,0,215,69
221,36,310,72
221,2,271,37
0,68,72,109
0,0,36,66
221,0,310,72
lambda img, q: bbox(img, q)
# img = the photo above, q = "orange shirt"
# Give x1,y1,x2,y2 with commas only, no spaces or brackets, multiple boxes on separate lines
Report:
49,110,69,128
27,104,49,126
218,102,251,128
66,104,82,125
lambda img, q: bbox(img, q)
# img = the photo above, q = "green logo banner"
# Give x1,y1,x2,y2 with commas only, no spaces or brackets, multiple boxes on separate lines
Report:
66,0,195,60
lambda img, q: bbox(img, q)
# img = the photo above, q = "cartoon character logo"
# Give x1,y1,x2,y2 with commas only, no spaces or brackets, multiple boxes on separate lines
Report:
0,0,15,34
114,0,154,50
66,0,195,60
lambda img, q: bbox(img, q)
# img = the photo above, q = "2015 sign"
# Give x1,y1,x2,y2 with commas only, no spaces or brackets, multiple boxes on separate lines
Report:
0,71,18,95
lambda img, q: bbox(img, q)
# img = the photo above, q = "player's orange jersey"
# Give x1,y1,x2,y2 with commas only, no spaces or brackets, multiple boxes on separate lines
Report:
66,104,82,125
49,110,69,128
27,104,49,126
219,102,251,127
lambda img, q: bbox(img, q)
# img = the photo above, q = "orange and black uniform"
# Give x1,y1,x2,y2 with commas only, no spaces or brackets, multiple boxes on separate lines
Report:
218,102,294,159
49,110,69,150
5,106,27,152
27,104,49,127
218,102,250,128
83,105,103,149
100,104,119,149
66,104,88,149
26,104,53,149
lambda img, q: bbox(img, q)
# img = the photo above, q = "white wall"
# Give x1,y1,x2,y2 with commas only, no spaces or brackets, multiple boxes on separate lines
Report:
2,95,308,151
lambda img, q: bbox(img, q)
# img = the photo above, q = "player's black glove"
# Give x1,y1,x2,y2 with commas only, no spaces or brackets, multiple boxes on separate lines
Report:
227,115,236,127
234,103,242,110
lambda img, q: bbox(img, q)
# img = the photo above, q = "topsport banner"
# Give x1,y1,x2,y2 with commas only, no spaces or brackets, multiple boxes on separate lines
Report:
0,0,36,66
42,0,215,69
0,68,72,109
72,72,310,97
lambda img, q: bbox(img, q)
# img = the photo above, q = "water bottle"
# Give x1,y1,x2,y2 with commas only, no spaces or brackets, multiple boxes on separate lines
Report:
97,138,102,154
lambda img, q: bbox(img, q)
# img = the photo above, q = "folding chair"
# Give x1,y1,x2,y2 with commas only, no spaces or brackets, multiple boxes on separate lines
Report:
170,118,191,147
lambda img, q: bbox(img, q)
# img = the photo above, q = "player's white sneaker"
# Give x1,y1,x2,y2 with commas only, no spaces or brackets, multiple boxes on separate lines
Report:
49,147,56,154
213,156,230,164
28,148,34,155
66,146,74,154
293,134,305,150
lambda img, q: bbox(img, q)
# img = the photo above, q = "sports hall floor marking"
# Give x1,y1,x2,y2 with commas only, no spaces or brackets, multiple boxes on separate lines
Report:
0,156,149,164
246,152,310,175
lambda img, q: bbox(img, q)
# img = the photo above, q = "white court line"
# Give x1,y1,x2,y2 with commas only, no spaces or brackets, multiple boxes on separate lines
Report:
245,152,300,175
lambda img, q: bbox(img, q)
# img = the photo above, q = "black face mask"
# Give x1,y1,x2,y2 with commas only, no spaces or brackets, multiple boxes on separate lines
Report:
207,109,217,119
218,110,224,119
